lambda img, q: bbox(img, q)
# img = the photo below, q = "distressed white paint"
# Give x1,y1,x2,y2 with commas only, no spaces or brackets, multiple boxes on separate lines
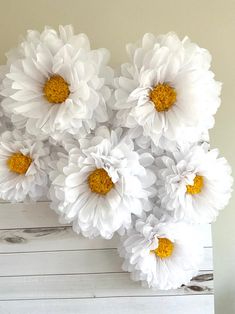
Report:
0,271,213,300
0,295,214,314
0,201,214,313
0,225,211,253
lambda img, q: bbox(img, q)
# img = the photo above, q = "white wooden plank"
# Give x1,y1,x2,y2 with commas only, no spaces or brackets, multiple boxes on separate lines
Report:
0,271,213,301
0,202,212,246
0,295,214,314
0,225,211,253
0,201,214,314
0,249,122,276
0,227,119,253
0,202,64,229
0,248,213,277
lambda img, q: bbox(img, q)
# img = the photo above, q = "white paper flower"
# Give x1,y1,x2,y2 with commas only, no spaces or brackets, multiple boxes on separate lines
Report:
49,126,156,239
0,130,50,202
118,214,203,290
113,32,221,146
0,25,113,139
156,143,233,223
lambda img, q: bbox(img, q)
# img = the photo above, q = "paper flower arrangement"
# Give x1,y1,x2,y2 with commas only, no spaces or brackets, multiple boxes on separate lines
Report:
0,25,233,290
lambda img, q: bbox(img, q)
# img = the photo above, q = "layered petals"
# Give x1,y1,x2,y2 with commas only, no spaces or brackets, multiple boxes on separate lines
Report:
0,130,50,202
1,25,113,140
49,126,156,239
118,215,203,290
156,143,233,223
112,32,221,149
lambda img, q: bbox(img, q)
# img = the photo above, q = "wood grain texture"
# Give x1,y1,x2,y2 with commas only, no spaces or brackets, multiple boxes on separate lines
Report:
0,227,119,253
0,224,211,253
0,271,213,301
0,202,62,229
0,247,213,277
0,295,214,314
0,201,214,313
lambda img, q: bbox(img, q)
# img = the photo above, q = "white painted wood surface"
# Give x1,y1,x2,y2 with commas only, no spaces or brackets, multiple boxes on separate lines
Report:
0,202,214,314
0,295,214,314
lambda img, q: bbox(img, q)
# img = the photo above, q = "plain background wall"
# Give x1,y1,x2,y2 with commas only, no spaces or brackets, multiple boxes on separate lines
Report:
0,0,234,312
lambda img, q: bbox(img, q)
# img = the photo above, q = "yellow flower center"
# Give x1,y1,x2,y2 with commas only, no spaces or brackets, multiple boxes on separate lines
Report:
44,75,70,104
186,175,204,195
7,153,32,175
149,83,177,112
151,238,174,259
88,168,114,195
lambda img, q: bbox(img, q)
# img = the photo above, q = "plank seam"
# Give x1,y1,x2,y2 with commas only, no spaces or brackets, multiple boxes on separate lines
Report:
0,270,212,278
0,294,214,302
0,247,212,254
0,271,127,278
0,270,213,278
0,248,118,255
0,226,72,231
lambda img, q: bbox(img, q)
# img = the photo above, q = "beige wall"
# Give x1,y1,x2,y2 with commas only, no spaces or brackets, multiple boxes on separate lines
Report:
0,0,234,312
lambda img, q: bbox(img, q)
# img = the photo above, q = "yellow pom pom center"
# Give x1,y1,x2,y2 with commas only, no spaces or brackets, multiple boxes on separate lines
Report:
151,238,174,259
44,75,70,104
186,175,204,195
149,83,177,112
88,168,114,195
7,153,32,175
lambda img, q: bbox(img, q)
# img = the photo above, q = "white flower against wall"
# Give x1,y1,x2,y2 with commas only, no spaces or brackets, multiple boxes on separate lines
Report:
1,25,113,140
113,33,221,147
119,215,203,290
156,144,233,223
0,130,50,202
49,126,156,239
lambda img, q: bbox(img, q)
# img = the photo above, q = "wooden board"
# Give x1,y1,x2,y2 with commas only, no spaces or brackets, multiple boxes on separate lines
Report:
0,271,213,300
0,295,214,314
0,201,214,314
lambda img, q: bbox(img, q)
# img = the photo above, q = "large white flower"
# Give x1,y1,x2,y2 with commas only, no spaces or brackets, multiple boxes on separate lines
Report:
118,214,203,290
113,32,221,146
0,25,113,139
156,143,233,223
0,130,50,202
49,126,156,239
